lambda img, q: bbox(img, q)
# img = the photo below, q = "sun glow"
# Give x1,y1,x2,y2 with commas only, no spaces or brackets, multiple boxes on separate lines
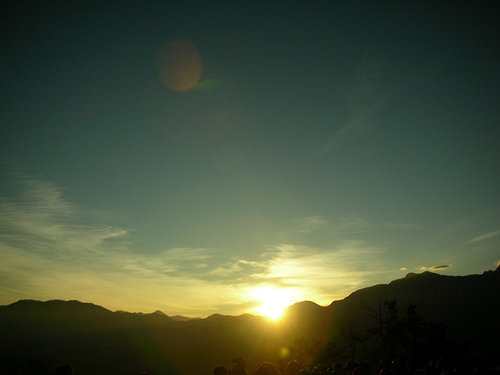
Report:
251,286,295,320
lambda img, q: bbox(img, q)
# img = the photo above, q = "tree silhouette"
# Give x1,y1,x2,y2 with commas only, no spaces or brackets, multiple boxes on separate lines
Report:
313,341,347,366
340,319,365,360
365,299,405,357
288,335,323,364
363,299,465,364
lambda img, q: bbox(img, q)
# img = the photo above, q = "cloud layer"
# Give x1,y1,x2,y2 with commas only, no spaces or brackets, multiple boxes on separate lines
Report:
0,178,405,315
2,176,495,316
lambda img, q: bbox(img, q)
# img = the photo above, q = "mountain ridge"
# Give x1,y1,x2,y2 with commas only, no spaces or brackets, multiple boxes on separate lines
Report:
6,268,496,317
1,268,498,375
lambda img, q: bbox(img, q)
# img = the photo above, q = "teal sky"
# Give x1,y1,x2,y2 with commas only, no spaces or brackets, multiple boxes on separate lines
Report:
1,1,498,317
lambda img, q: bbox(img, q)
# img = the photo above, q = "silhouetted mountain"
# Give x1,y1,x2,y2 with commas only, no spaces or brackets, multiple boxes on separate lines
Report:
0,300,180,374
322,267,500,359
280,301,332,343
1,268,498,374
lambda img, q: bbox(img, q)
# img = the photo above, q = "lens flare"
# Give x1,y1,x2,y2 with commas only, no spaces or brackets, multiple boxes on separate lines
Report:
157,39,202,92
194,79,221,92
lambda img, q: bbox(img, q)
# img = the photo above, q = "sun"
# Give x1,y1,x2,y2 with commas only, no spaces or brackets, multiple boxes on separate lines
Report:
251,286,295,320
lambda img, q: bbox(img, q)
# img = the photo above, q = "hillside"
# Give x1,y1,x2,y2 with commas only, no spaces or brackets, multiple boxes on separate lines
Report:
322,268,500,360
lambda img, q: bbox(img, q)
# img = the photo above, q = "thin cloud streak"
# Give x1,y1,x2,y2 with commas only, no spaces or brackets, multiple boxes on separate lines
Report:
330,214,418,233
288,213,417,237
418,265,452,271
294,215,328,234
470,230,500,243
317,55,387,156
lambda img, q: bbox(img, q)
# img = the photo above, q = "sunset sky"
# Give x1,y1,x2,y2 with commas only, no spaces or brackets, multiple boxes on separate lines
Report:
1,1,498,317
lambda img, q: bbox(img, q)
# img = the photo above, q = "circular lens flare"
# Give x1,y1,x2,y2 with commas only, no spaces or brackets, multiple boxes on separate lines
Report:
157,39,202,92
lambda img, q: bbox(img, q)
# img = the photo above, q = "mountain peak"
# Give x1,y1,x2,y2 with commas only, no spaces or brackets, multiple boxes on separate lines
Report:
284,300,324,318
7,299,111,313
288,300,321,308
404,272,418,278
402,270,441,280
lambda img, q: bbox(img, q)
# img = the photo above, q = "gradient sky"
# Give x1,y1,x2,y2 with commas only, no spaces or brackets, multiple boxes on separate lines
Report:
1,1,498,317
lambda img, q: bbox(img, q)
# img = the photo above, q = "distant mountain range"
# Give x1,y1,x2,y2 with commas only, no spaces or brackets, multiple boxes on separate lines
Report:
170,314,202,322
1,268,498,375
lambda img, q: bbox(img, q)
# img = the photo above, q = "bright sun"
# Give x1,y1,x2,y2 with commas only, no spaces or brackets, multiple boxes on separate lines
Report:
251,286,295,320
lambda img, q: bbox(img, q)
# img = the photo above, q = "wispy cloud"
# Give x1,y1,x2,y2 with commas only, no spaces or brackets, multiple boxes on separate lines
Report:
0,177,412,316
208,242,392,306
294,215,328,234
400,267,407,271
0,184,129,257
0,178,232,314
262,243,387,292
418,265,452,271
470,230,500,243
317,55,387,155
297,213,417,235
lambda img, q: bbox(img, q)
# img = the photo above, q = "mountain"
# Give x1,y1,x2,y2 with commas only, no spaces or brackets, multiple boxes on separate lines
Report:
322,267,500,359
1,268,498,374
170,314,201,322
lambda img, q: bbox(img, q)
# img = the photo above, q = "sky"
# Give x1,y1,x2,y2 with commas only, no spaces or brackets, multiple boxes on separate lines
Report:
0,1,498,317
